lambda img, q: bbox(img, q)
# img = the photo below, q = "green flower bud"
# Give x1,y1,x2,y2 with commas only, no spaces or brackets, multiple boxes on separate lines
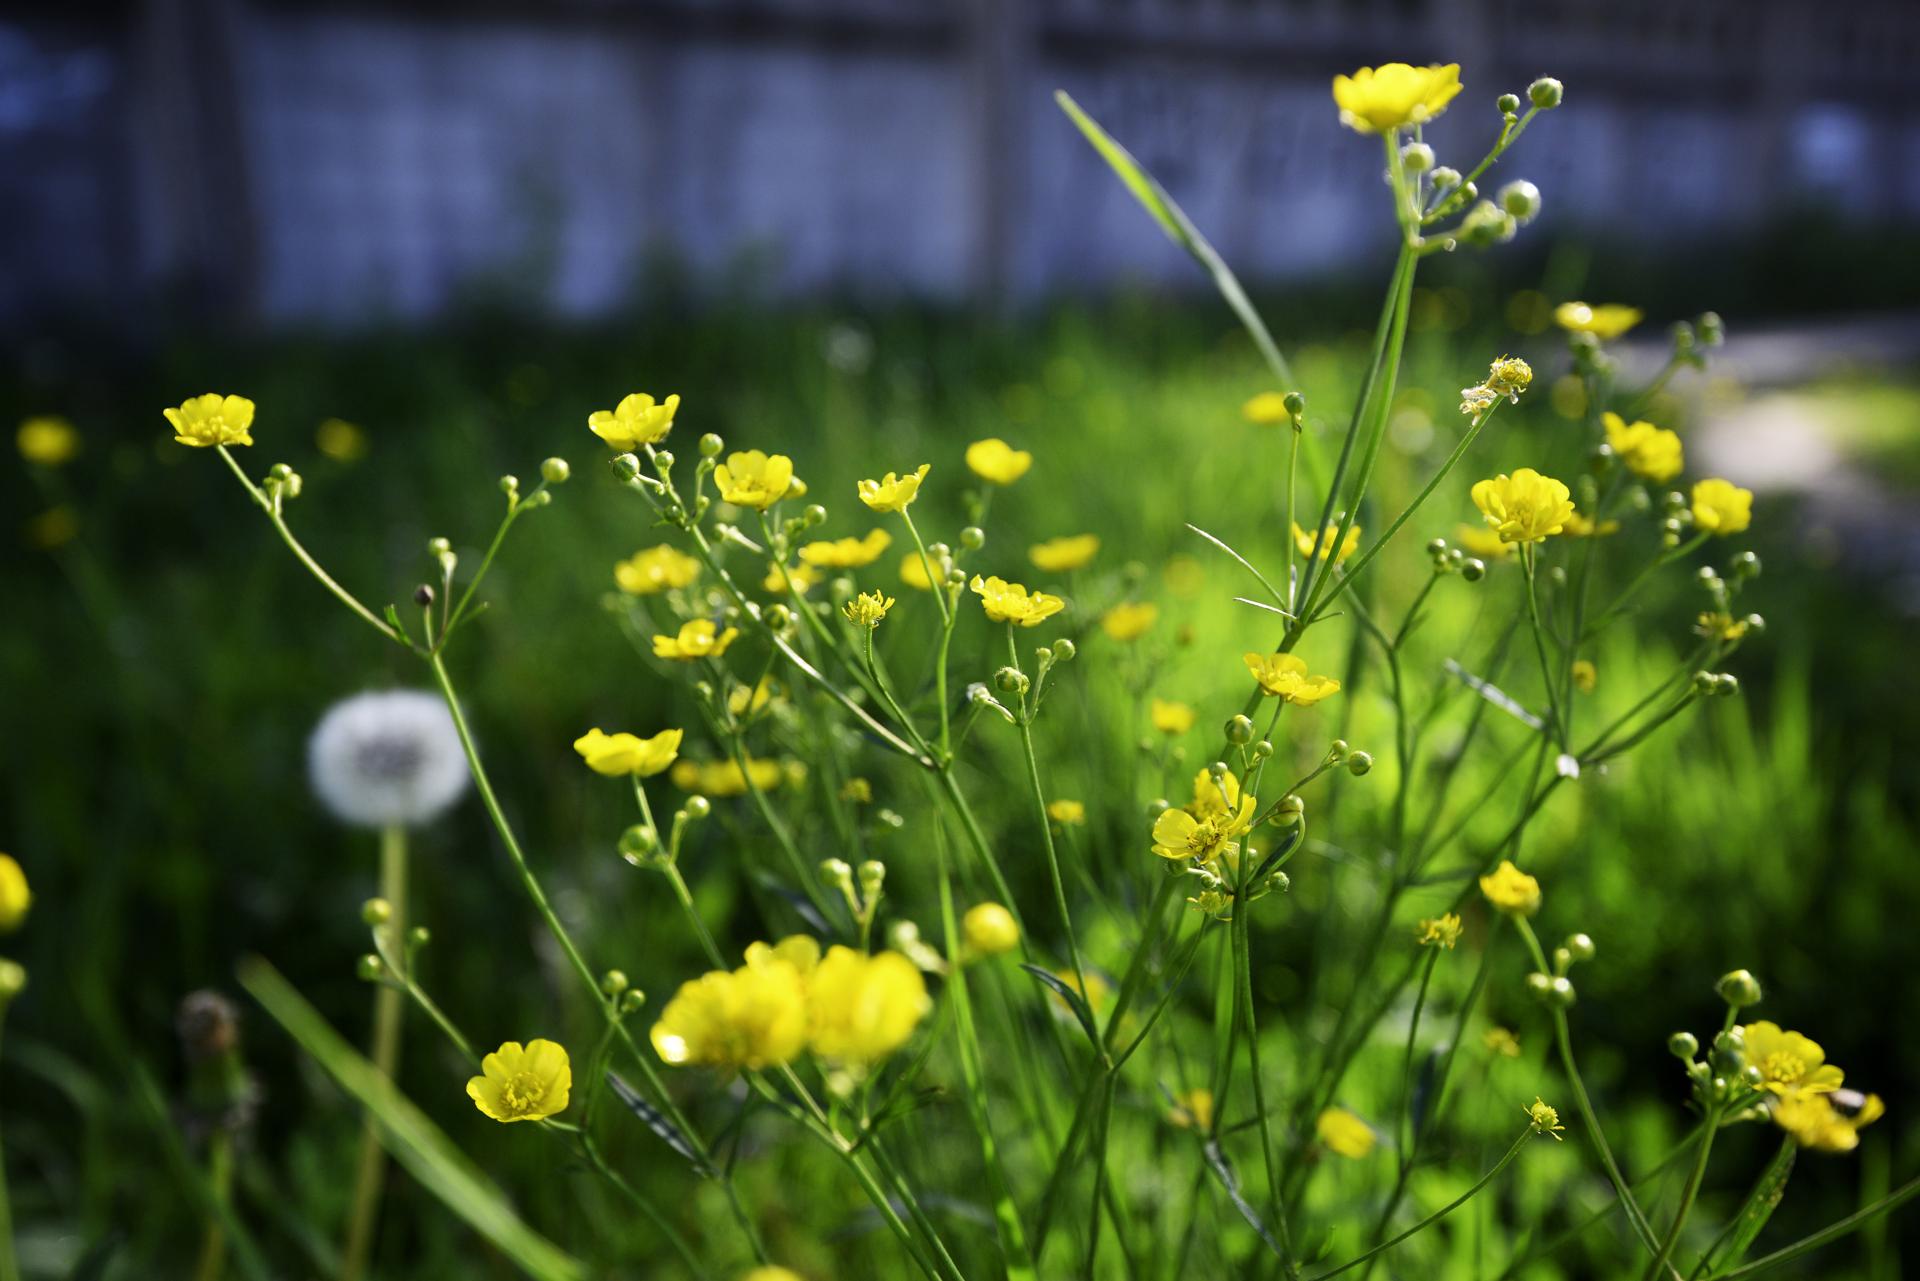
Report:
1528,77,1564,109
1497,92,1522,115
1717,968,1763,1007
618,824,660,866
1329,739,1350,760
0,961,24,1002
1692,670,1718,694
802,504,828,527
540,457,571,484
1252,739,1274,760
1711,1028,1748,1073
356,954,385,982
994,666,1029,695
1461,558,1486,582
1698,312,1725,347
1346,751,1374,776
1565,932,1596,962
619,988,647,1014
1225,715,1255,745
1282,391,1307,419
764,603,793,630
654,450,676,471
1498,180,1542,222
699,432,724,458
1426,537,1448,556
684,795,712,820
610,452,641,480
960,526,986,550
428,536,453,556
412,584,434,607
1430,166,1463,191
499,474,520,496
1401,141,1435,173
1052,638,1076,662
1668,1031,1699,1059
1547,976,1577,1007
407,925,431,948
1741,1064,1764,1088
362,897,393,926
1525,971,1553,999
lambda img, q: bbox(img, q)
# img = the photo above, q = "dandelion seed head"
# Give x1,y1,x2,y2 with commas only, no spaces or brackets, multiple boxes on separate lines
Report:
308,690,469,828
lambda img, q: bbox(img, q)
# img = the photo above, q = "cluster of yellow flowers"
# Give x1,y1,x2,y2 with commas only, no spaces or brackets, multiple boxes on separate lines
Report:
1742,1021,1884,1153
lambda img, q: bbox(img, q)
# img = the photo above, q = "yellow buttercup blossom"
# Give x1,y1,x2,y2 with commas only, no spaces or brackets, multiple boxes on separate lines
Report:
588,392,679,450
1526,1097,1565,1140
899,551,936,591
1691,478,1753,536
0,855,30,932
1241,392,1292,426
857,464,930,513
1484,1027,1521,1058
743,1269,807,1281
1244,652,1342,705
651,951,810,1071
970,575,1065,627
653,619,739,661
1029,534,1100,573
315,418,366,462
765,561,822,595
572,727,682,778
1188,767,1242,821
1151,796,1256,864
1696,611,1750,643
1454,523,1513,560
1101,601,1159,641
1168,1087,1215,1131
1416,914,1462,949
17,417,79,466
843,591,895,628
1741,1021,1844,1096
1478,859,1541,916
1562,510,1621,537
807,946,930,1067
1292,521,1362,565
729,676,777,717
1555,302,1643,341
1471,468,1575,544
1150,698,1196,735
671,757,785,796
963,902,1021,956
1603,412,1685,482
1772,1090,1883,1153
840,777,872,804
1572,659,1598,692
965,438,1032,485
715,450,797,510
1048,799,1086,825
799,528,892,569
165,394,255,448
615,544,701,595
466,1039,571,1123
1316,1107,1376,1158
1332,63,1463,134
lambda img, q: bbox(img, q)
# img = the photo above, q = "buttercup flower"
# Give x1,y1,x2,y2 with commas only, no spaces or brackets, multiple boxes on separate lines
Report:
1526,1097,1565,1140
1696,611,1750,643
1292,521,1361,565
899,551,937,591
799,528,891,569
843,591,895,628
1332,63,1463,134
671,757,786,796
765,561,822,595
1484,1027,1522,1058
1691,478,1753,536
1772,1089,1883,1153
1242,392,1292,426
857,464,931,513
1603,413,1684,482
1416,914,1462,949
1244,652,1342,705
614,545,701,595
588,392,679,450
654,619,739,661
1029,534,1100,573
1562,510,1620,537
1479,859,1541,916
1151,698,1196,735
1741,1021,1844,1096
308,690,470,829
1486,356,1533,399
0,855,30,932
715,451,797,510
965,438,1032,485
1101,601,1158,641
651,948,810,1071
573,727,682,778
807,946,930,1067
971,575,1065,627
17,417,78,466
1555,302,1642,341
1471,468,1576,544
1316,1106,1377,1158
743,1269,807,1281
963,902,1021,956
165,394,256,448
1048,799,1086,825
466,1039,571,1123
1461,385,1500,417
1151,796,1256,864
1188,767,1242,821
729,677,777,717
1455,523,1513,560
1168,1088,1215,1130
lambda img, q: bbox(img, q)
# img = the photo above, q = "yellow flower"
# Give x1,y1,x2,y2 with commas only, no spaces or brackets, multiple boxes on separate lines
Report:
1048,799,1086,826
1029,534,1100,573
1244,652,1342,705
1454,523,1514,560
1603,412,1685,482
670,757,785,796
588,392,679,450
1168,1087,1215,1131
729,677,777,717
0,855,30,932
1316,1107,1376,1158
1478,859,1541,916
315,418,367,462
1562,510,1621,538
808,946,930,1067
1188,767,1242,821
1471,468,1576,544
963,902,1021,956
653,619,739,661
1691,478,1753,536
899,551,937,591
572,727,682,778
843,591,895,628
1416,914,1462,949
164,394,255,448
17,417,79,466
1696,611,1750,643
1741,1021,1844,1097
466,1039,571,1123
1486,356,1533,398
1525,1097,1565,1140
840,777,872,804
1554,302,1643,341
965,438,1032,485
1484,1027,1522,1058
1292,521,1362,565
857,464,931,513
1333,63,1463,134
970,575,1065,627
1571,659,1598,693
615,544,702,595
743,1269,807,1281
1101,601,1159,641
765,561,822,595
715,450,798,510
1241,392,1293,426
1772,1090,1883,1153
1151,797,1256,864
798,528,892,569
1150,698,1196,735
651,951,810,1071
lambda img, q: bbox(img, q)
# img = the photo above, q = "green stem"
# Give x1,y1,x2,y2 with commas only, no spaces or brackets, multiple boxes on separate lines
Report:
192,1130,235,1281
340,825,408,1281
1644,1107,1720,1281
1712,1175,1920,1280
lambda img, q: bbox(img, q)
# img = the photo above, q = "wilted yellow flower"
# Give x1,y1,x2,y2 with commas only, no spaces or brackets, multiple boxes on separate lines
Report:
1416,914,1462,949
799,528,891,569
1029,534,1100,573
1332,63,1463,134
715,450,797,510
1292,521,1362,565
1603,413,1684,482
857,464,930,513
808,946,930,1067
17,417,79,466
314,418,367,462
963,902,1021,956
671,757,785,796
1691,478,1752,536
653,619,738,661
1741,1022,1844,1096
1454,523,1513,560
1048,799,1086,825
1562,510,1621,537
615,544,702,595
1555,302,1642,341
466,1039,571,1122
1772,1090,1883,1153
1525,1097,1565,1140
971,575,1065,627
1316,1107,1376,1158
573,727,682,778
899,551,937,591
1484,1027,1521,1058
1471,468,1575,544
1151,797,1255,864
1150,698,1196,735
1571,659,1598,693
1478,859,1541,916
1168,1087,1215,1131
651,950,810,1071
165,394,255,448
843,591,895,628
765,561,822,595
1244,652,1342,705
1486,356,1533,398
0,855,30,932
588,392,679,450
1101,601,1159,641
965,438,1032,485
1241,392,1293,425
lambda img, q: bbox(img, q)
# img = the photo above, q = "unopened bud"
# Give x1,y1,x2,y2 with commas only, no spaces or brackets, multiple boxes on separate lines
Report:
684,795,712,820
1401,141,1435,173
356,954,384,982
1528,77,1564,109
601,969,630,996
699,432,724,458
499,474,520,496
362,898,393,926
994,666,1029,695
1716,969,1763,1008
413,584,435,607
1052,638,1076,662
1225,714,1255,745
1564,932,1595,962
541,457,570,484
1346,750,1374,776
1498,180,1542,222
1668,1031,1699,1060
1497,92,1522,116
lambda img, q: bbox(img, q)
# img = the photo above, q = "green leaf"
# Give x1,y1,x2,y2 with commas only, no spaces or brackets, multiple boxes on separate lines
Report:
1443,658,1545,731
1201,1138,1287,1260
1704,1136,1796,1274
605,1072,713,1175
238,958,586,1281
1020,962,1101,1048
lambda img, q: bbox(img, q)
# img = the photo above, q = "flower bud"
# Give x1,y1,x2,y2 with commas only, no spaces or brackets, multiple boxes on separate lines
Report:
1711,1028,1748,1074
1525,971,1553,999
499,474,519,496
1346,751,1374,776
356,954,384,982
803,504,828,526
1146,798,1171,820
960,526,986,551
428,537,453,557
611,452,641,480
1496,92,1521,116
522,489,552,509
1716,674,1740,697
1528,77,1564,109
1430,166,1463,191
1401,141,1435,173
1498,180,1542,222
619,989,647,1014
684,795,712,820
994,666,1029,696
1698,312,1725,347
407,925,431,948
1461,557,1486,582
1564,932,1595,962
541,457,571,484
963,902,1021,956
1547,976,1577,1007
858,859,886,895
1668,1030,1699,1059
1283,391,1307,419
1276,794,1306,825
699,432,724,458
820,857,854,886
1741,1064,1764,1088
0,960,26,1003
654,450,676,471
1225,715,1255,745
362,897,393,926
1329,739,1350,760
1251,739,1273,760
1052,638,1076,662
1716,968,1762,1007
1692,671,1718,694
601,969,629,996
1427,537,1448,557
413,584,435,607
617,824,660,866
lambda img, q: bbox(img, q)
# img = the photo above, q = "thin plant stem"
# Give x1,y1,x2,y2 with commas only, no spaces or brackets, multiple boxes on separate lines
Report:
191,1130,235,1281
340,824,408,1281
1644,1105,1721,1281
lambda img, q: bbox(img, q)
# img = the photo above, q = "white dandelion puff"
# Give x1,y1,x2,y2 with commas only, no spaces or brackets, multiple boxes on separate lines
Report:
308,690,470,828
